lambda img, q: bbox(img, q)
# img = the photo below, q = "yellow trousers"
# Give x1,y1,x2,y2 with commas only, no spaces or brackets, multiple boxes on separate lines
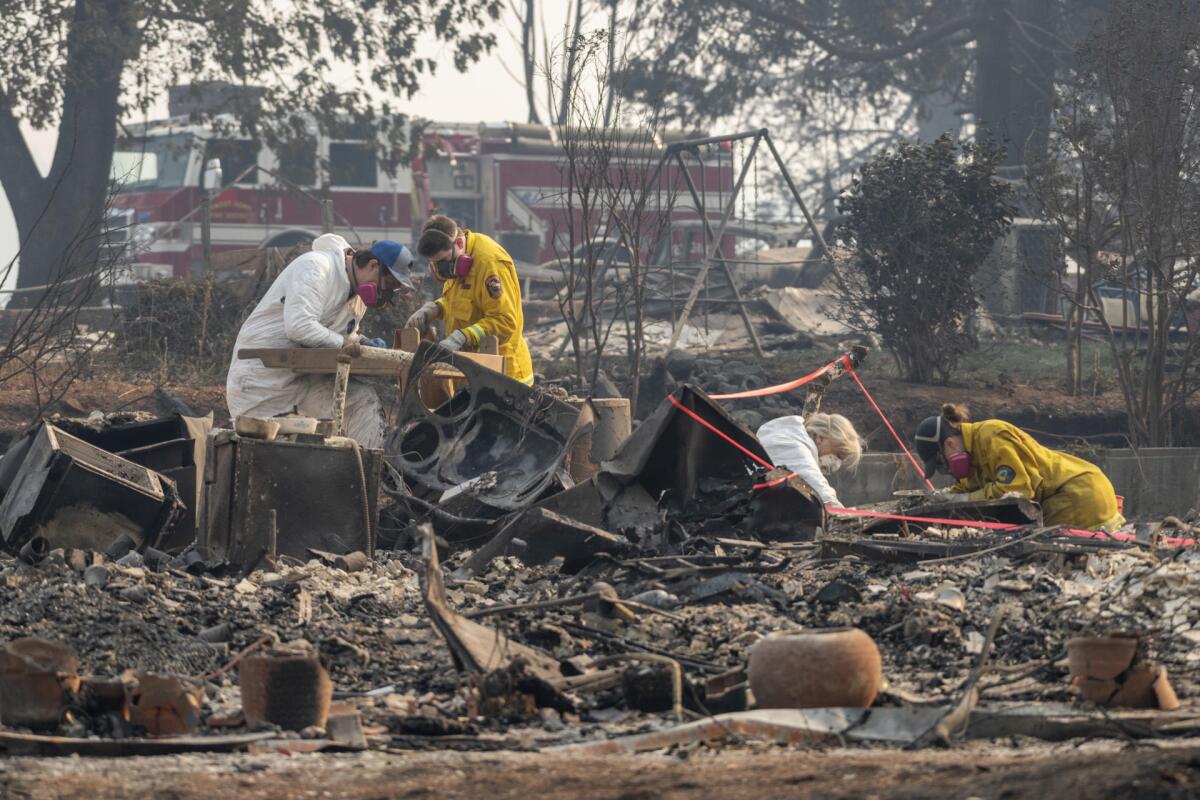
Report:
1040,472,1124,531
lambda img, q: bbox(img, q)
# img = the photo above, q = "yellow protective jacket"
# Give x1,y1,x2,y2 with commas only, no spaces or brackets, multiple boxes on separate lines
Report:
950,420,1123,531
434,230,534,384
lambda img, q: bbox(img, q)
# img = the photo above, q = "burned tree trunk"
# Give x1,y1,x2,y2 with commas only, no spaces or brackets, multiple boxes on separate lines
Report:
0,0,136,304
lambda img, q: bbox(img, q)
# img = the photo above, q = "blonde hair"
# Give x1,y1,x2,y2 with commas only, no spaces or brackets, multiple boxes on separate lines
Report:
941,403,970,427
806,412,863,471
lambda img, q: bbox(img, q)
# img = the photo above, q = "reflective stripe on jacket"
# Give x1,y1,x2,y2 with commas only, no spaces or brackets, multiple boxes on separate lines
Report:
434,230,534,384
951,419,1122,530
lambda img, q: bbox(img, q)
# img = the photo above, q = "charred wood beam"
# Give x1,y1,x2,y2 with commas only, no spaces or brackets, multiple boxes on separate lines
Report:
803,345,868,419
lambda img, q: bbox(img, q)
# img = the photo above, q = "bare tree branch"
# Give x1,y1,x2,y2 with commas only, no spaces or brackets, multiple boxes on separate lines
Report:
726,0,979,62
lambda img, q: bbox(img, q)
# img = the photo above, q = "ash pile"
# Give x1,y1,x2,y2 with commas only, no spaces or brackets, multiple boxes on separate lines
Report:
0,346,1196,757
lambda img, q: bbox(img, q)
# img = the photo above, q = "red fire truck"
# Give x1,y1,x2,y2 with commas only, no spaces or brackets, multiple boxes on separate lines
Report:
109,92,733,278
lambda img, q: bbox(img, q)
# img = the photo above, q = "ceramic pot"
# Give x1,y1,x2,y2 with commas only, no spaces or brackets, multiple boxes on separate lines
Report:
748,627,882,709
126,672,203,736
240,648,333,731
235,416,281,441
1066,636,1137,681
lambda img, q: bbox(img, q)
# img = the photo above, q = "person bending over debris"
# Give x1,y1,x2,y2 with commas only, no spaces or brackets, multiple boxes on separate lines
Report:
914,403,1125,531
226,234,415,449
407,215,534,385
756,413,863,507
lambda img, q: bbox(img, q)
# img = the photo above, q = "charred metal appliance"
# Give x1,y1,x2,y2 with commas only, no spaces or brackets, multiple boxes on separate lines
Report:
387,342,591,513
199,431,382,572
62,414,212,553
0,423,183,553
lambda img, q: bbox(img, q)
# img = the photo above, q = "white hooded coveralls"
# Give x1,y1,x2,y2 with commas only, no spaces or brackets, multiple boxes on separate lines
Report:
225,234,385,449
756,415,841,507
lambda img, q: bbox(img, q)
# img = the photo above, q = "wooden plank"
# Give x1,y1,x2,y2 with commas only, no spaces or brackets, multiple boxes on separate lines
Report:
239,347,505,377
238,347,406,375
395,327,423,352
0,730,274,757
396,328,498,357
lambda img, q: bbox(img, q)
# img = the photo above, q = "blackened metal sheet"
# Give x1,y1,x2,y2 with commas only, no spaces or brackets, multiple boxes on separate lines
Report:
463,506,632,574
603,386,770,508
858,497,1043,536
387,343,590,512
199,433,380,572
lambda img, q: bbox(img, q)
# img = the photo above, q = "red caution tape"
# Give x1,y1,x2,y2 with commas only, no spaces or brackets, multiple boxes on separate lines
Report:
708,361,836,400
841,358,936,493
752,473,793,491
1057,528,1195,547
826,506,1195,547
667,394,775,471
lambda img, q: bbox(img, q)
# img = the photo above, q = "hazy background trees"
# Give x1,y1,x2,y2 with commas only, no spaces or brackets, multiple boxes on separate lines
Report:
0,0,503,298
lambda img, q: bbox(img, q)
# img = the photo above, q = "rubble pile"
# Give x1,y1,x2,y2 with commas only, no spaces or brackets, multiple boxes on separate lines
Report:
0,522,1193,751
0,346,1195,757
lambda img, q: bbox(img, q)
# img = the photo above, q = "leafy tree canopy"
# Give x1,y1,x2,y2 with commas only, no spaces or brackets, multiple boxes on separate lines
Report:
0,0,501,290
835,134,1014,383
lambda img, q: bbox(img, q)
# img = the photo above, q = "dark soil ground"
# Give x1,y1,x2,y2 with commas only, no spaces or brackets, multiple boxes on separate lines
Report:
5,742,1200,800
0,336,1159,451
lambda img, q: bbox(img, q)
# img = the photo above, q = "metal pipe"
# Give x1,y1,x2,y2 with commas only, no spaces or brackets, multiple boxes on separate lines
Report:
762,134,835,265
18,536,48,565
666,129,769,151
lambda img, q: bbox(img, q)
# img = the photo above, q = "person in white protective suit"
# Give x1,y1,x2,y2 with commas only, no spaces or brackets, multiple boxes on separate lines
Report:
226,234,415,449
756,412,863,507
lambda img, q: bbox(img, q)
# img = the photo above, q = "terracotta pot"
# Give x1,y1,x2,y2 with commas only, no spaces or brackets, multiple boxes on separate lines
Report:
748,627,881,709
0,638,81,729
240,648,332,731
1108,664,1181,711
1066,636,1137,681
126,672,203,736
1072,676,1119,705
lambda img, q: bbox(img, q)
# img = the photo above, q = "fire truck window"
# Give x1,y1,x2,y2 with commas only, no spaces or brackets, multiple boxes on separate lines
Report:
205,139,259,185
111,134,192,190
277,138,317,187
330,143,377,187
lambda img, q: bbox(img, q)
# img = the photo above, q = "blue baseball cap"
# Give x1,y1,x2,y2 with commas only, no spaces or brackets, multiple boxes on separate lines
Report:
368,240,416,289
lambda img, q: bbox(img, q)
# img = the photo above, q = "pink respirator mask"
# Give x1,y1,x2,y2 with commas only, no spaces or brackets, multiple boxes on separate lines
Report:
432,251,473,281
356,282,398,308
947,451,973,480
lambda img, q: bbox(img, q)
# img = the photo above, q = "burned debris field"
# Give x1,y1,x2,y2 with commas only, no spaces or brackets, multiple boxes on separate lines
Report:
3,0,1200,795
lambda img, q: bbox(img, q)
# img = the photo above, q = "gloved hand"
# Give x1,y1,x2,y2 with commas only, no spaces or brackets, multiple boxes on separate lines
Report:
928,488,969,504
362,337,389,349
406,301,441,333
339,339,363,359
438,329,467,352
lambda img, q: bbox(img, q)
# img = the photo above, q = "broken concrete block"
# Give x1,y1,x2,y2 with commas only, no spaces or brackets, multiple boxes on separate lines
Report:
325,705,367,748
